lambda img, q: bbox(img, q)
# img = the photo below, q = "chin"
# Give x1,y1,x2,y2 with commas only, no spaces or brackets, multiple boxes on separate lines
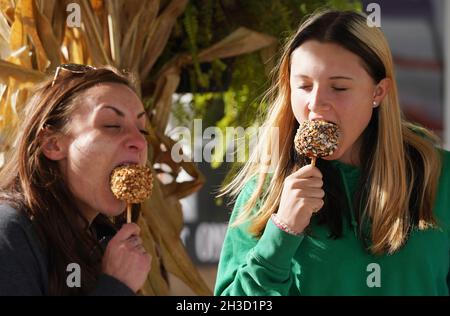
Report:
322,147,344,161
100,199,126,218
99,183,127,216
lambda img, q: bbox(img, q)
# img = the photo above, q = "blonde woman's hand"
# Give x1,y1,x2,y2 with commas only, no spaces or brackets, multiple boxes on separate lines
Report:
276,164,324,234
102,223,151,292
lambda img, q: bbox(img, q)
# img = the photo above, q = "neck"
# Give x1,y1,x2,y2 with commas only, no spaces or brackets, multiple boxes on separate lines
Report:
338,137,362,167
76,200,99,226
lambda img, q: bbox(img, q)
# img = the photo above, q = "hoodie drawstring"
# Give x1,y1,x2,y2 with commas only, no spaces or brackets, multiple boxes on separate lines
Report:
338,167,358,237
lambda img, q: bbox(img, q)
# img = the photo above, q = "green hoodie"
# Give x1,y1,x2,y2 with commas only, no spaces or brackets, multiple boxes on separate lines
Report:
215,150,450,296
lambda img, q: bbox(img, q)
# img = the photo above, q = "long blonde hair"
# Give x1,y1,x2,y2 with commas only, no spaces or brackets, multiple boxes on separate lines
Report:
222,10,441,255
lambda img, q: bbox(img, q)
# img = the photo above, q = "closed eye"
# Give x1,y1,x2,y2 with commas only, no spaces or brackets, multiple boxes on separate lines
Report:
298,85,312,91
104,125,149,136
332,87,348,91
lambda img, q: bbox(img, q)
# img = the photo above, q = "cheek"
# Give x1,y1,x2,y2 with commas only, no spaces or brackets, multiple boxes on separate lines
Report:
290,90,308,122
338,102,373,146
64,133,122,212
68,133,111,175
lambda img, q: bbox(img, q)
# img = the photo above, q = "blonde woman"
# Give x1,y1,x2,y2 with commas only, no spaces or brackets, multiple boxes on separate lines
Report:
215,10,450,295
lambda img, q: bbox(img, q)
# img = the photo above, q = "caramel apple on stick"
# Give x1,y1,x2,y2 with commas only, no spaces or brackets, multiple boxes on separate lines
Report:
110,164,153,223
294,120,340,166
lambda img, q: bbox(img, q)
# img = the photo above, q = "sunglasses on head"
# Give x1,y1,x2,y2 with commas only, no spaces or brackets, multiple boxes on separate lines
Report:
51,63,96,87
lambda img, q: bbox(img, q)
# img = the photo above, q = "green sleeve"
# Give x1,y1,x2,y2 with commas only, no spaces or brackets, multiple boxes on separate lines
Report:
447,250,450,292
443,150,450,293
214,177,304,296
437,149,450,292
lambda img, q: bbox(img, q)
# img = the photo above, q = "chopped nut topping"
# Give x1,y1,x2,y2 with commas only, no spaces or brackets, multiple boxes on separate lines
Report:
110,164,153,204
294,120,340,158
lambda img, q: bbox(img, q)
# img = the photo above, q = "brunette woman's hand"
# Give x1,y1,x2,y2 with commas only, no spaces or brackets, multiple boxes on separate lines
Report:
276,164,324,234
102,223,151,292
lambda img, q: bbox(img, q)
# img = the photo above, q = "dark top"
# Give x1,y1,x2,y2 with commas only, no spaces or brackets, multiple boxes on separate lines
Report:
0,203,135,296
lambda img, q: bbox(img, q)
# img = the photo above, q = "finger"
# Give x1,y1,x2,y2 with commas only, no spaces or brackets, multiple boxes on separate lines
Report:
139,246,147,255
309,198,324,213
291,164,323,179
125,236,142,248
291,178,323,189
133,236,143,245
135,244,147,255
295,188,325,199
114,223,141,242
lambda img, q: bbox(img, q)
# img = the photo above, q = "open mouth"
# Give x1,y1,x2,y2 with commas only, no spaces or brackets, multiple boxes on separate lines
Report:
309,118,338,126
114,161,139,168
109,161,140,182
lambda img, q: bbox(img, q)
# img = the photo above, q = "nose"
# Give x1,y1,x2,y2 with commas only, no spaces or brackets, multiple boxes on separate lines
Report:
125,126,147,153
307,86,331,113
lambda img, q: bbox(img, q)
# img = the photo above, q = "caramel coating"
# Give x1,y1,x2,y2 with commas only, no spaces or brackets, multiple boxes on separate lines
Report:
110,164,153,204
294,120,340,158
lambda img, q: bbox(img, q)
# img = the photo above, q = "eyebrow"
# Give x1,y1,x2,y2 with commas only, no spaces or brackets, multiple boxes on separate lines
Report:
329,76,353,80
100,105,146,119
293,74,354,80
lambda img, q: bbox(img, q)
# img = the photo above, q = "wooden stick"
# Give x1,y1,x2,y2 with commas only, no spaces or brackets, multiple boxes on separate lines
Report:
311,156,317,167
127,203,132,223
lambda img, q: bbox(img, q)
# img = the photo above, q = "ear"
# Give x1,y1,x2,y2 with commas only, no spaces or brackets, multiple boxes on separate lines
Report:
372,78,391,108
40,129,68,161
